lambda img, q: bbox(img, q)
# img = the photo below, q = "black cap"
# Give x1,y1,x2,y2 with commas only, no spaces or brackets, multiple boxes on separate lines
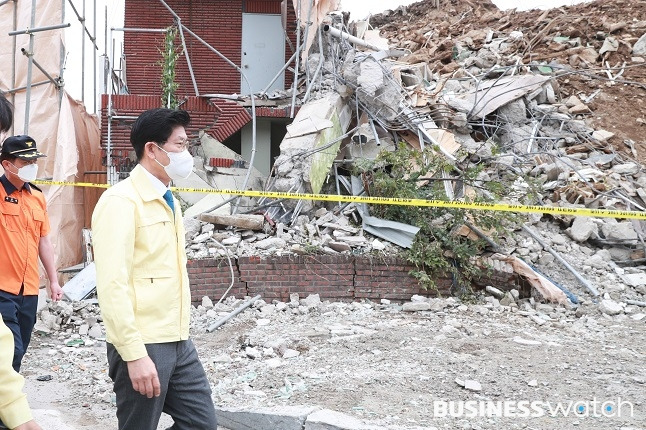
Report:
1,135,46,159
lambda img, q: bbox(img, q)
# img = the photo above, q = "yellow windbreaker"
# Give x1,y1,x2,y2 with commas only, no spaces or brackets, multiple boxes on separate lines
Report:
0,319,32,428
91,164,191,361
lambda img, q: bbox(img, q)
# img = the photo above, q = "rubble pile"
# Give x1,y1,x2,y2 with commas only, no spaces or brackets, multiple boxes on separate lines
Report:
368,0,646,156
183,206,397,260
179,0,646,308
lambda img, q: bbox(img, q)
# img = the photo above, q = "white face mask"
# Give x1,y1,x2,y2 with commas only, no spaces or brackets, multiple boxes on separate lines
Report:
10,162,38,182
155,145,194,180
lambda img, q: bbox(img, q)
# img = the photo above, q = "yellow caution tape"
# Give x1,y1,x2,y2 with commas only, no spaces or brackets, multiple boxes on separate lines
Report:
34,179,646,220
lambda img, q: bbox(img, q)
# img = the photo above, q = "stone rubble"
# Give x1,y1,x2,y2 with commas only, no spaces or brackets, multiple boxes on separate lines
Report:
179,0,646,319
28,284,645,428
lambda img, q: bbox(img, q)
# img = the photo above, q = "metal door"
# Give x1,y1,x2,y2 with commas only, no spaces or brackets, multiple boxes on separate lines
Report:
241,13,285,95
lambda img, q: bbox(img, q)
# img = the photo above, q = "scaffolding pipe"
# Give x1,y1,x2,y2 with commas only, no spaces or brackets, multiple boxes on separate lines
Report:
111,27,168,33
4,80,50,94
106,24,114,184
82,0,86,103
24,0,36,134
522,224,599,297
175,18,199,96
157,0,257,212
260,49,298,96
289,0,302,118
60,0,65,103
102,6,107,93
10,0,17,135
302,24,324,104
93,0,96,111
207,295,261,332
300,0,314,93
66,0,98,49
322,24,382,51
8,22,71,36
20,48,60,88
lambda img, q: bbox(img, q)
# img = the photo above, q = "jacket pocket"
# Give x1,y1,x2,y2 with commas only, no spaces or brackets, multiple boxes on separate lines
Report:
0,202,22,232
137,214,175,252
132,272,175,319
32,208,46,237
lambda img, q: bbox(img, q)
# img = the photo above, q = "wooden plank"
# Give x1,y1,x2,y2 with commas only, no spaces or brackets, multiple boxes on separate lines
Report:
200,213,265,230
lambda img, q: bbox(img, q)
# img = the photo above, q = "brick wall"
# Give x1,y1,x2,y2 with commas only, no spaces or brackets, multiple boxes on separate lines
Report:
99,94,222,171
123,0,297,97
186,254,518,305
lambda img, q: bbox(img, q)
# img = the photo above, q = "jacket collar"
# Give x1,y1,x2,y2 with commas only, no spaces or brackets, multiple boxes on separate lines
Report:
130,164,163,203
0,174,31,195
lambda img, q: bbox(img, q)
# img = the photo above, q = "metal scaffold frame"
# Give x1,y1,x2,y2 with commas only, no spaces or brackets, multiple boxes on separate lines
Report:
2,0,99,133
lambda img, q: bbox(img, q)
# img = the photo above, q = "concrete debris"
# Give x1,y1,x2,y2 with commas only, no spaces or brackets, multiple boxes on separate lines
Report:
27,281,646,429
185,209,400,260
599,299,624,316
169,0,646,313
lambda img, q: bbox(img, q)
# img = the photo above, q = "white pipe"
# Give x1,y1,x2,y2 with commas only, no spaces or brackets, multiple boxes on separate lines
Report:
207,294,262,332
322,24,381,51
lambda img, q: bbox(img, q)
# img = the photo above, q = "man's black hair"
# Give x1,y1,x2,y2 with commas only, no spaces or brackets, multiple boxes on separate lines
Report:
130,108,191,160
0,93,14,132
0,153,16,164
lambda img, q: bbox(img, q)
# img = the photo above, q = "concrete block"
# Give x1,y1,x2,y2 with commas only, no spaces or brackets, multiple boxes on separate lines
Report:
216,405,321,430
304,409,369,430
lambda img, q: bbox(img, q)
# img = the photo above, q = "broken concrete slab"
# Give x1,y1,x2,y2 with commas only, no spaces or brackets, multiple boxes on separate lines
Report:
184,193,232,219
601,221,638,240
446,74,551,119
567,217,598,242
215,405,321,430
274,92,352,197
62,262,96,301
632,32,646,55
286,116,335,138
623,273,646,287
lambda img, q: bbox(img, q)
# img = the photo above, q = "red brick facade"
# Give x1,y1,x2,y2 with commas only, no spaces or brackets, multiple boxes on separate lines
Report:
101,1,297,164
123,0,296,98
187,255,518,305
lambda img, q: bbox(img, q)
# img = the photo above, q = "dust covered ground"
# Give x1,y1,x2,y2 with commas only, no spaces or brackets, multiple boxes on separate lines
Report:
21,287,645,430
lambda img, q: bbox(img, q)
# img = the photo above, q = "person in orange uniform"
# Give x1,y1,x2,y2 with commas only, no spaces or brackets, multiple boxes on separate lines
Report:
0,135,63,373
0,94,42,430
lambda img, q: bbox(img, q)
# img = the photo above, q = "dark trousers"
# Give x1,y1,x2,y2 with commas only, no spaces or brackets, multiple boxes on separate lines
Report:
0,288,39,372
107,340,217,430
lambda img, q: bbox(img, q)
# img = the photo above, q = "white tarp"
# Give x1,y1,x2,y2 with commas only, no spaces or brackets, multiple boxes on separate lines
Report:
1,0,102,281
292,0,341,61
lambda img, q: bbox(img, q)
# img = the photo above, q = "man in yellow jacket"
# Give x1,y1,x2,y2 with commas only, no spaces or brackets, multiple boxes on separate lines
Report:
0,319,41,430
0,92,41,430
92,108,217,430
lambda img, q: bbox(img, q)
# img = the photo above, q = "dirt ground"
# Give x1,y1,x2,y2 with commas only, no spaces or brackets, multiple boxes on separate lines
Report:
19,288,646,430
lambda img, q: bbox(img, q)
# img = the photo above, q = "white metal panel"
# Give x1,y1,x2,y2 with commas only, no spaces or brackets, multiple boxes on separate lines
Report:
241,13,285,95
